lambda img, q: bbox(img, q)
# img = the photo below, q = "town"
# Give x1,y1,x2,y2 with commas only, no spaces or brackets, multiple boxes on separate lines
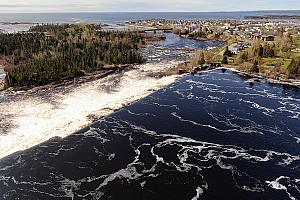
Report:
129,17,300,41
128,17,300,81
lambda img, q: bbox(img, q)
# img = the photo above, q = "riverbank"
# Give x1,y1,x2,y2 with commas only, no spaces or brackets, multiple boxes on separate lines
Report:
167,60,300,87
1,64,131,92
223,65,300,87
178,33,228,43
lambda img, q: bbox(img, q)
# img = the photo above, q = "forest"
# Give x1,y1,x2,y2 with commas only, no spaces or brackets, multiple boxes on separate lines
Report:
0,24,145,87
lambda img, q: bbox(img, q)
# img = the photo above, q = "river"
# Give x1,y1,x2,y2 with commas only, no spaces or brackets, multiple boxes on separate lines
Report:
0,33,225,158
0,21,299,199
0,68,299,199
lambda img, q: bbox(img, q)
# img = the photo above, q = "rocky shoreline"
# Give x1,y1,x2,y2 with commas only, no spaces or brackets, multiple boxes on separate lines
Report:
164,60,300,88
222,65,300,87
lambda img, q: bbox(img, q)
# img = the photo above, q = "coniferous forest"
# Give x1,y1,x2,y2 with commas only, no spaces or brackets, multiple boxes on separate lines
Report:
0,24,145,87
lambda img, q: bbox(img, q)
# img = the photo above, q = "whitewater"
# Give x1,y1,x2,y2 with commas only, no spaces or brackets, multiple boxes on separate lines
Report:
0,61,179,158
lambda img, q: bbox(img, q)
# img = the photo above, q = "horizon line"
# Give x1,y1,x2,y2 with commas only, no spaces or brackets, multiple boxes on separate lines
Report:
0,9,300,14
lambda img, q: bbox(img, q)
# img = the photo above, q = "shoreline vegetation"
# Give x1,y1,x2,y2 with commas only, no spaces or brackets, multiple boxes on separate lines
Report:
183,47,300,86
172,27,230,42
128,18,300,85
186,33,300,84
0,24,146,90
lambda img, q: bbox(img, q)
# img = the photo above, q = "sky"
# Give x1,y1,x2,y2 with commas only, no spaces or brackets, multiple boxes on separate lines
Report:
0,0,300,13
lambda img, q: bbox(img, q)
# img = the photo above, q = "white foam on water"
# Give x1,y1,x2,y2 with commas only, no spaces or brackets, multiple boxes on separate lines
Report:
294,137,300,144
266,176,298,200
267,177,288,190
0,61,180,159
191,187,205,200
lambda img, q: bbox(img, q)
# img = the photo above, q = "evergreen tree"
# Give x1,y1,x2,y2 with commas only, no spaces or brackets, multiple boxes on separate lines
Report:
223,46,232,57
222,55,228,64
251,59,260,73
199,51,206,65
287,59,300,78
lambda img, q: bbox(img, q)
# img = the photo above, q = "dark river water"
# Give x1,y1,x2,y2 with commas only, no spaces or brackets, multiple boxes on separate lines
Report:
0,69,299,200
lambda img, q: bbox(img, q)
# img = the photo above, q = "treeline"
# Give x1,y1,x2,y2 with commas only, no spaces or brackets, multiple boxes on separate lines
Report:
1,24,145,87
29,24,102,34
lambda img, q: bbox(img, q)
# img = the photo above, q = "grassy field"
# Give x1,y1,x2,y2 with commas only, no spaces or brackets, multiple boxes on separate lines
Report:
292,35,300,46
261,57,291,67
292,52,300,57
